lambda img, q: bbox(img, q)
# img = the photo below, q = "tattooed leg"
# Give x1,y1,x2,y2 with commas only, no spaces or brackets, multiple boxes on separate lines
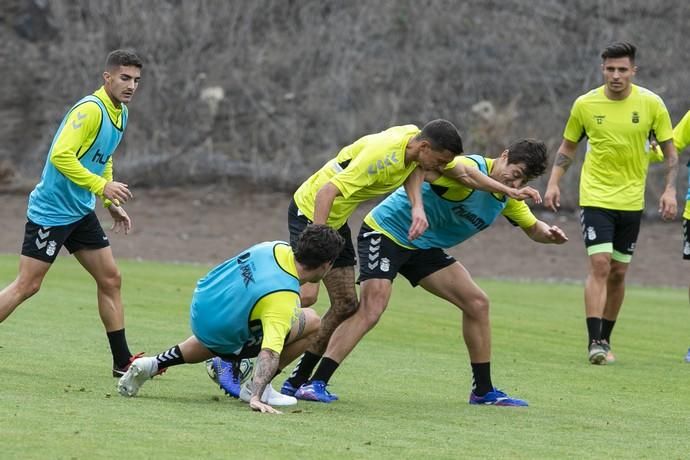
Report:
306,266,358,355
283,267,357,387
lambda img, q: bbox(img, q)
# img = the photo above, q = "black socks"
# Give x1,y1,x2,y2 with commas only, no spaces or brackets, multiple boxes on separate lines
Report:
155,345,185,370
285,351,322,387
107,328,132,369
471,362,493,396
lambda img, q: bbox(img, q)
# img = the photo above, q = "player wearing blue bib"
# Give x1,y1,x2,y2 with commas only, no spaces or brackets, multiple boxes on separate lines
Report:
300,139,568,406
368,155,511,250
0,50,144,377
118,226,344,415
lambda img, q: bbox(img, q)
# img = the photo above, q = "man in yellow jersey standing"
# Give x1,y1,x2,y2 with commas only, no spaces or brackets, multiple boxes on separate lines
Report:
544,42,679,365
0,50,145,377
671,110,690,362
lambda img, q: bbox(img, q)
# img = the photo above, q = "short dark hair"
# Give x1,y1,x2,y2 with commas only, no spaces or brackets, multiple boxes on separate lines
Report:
505,138,548,181
293,224,345,270
105,49,143,70
417,119,464,156
601,42,636,62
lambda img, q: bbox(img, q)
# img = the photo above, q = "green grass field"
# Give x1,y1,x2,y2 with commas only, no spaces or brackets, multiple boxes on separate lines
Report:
1,254,689,459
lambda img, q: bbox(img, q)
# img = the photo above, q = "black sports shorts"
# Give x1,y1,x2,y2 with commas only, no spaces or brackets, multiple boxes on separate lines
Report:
287,198,356,269
21,212,109,263
357,223,456,287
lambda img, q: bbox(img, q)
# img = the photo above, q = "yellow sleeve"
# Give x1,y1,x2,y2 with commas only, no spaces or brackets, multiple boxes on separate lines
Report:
501,198,538,228
674,110,690,152
101,157,114,208
49,101,108,195
563,99,585,144
252,291,301,354
442,157,459,170
328,145,388,198
651,97,674,143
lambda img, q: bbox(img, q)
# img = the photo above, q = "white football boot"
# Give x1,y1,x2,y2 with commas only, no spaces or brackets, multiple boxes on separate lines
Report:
117,357,158,397
239,381,297,406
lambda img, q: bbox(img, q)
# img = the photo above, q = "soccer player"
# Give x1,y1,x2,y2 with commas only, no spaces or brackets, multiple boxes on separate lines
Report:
118,225,345,414
0,50,146,377
277,120,540,400
293,139,566,405
672,110,690,362
544,42,679,365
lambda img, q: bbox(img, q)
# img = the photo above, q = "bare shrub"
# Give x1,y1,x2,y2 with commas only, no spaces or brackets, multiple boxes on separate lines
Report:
2,0,689,211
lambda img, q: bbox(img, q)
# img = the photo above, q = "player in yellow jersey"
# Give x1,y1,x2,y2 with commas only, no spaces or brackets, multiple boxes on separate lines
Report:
544,42,679,365
279,119,541,398
672,110,690,362
0,50,145,377
298,139,567,405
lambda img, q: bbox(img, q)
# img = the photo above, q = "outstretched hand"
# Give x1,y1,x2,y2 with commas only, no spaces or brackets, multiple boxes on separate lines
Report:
507,186,542,204
545,225,568,244
108,204,132,235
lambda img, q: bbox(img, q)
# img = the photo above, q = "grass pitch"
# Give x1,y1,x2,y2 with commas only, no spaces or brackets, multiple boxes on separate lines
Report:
1,255,689,459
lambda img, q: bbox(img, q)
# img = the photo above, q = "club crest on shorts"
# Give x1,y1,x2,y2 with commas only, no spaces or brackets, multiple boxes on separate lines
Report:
586,226,596,241
380,257,390,272
684,242,690,256
46,241,57,257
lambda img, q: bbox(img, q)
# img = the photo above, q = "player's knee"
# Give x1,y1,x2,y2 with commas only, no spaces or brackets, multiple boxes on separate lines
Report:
302,308,321,335
360,301,385,328
337,296,359,319
465,293,490,319
608,265,627,285
589,259,611,279
16,277,42,299
300,292,318,308
98,269,122,291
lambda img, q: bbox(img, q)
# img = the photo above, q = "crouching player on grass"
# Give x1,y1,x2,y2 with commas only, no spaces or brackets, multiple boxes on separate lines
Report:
117,225,344,414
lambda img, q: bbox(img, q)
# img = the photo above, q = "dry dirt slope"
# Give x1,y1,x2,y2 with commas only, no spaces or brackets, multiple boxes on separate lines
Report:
0,185,686,288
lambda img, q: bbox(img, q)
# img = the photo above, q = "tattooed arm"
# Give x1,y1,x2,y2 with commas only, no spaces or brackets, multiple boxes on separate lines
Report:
544,139,578,212
249,348,282,414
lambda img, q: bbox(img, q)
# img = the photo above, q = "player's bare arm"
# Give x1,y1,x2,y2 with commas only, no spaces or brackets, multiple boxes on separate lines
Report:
658,139,679,220
544,139,578,212
403,168,428,241
312,182,342,226
523,220,569,244
249,348,282,414
443,161,519,196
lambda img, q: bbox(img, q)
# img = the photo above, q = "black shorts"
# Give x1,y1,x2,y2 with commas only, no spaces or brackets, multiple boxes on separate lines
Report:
683,219,690,260
579,207,642,263
287,199,356,268
357,223,456,287
21,212,110,263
